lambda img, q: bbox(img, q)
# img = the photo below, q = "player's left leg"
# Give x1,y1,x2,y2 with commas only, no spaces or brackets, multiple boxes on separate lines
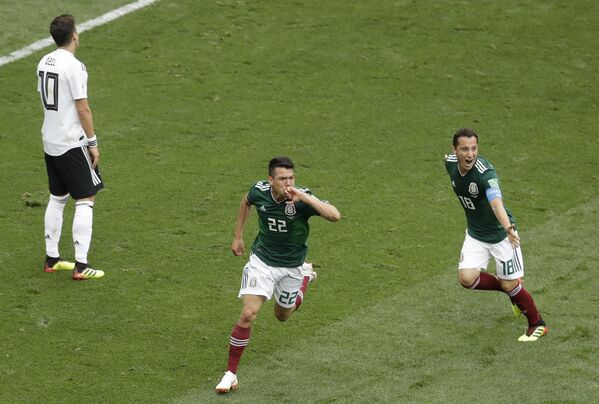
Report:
294,262,318,310
217,255,274,394
494,242,548,341
458,232,503,291
273,303,295,322
216,296,266,394
71,196,104,280
273,262,317,321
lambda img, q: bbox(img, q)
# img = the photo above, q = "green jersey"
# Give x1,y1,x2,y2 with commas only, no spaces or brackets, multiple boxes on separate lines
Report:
247,180,319,267
445,155,516,243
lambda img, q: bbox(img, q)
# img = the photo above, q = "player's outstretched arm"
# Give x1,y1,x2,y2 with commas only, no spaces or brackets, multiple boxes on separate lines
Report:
490,198,520,248
286,187,340,222
231,193,252,256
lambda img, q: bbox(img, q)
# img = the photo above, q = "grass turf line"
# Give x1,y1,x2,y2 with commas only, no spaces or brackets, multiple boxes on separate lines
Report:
0,0,136,56
1,0,598,402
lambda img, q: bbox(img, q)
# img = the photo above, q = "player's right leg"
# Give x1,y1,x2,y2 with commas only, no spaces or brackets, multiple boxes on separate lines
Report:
43,194,74,272
216,295,266,394
43,155,74,272
458,233,501,291
216,255,273,394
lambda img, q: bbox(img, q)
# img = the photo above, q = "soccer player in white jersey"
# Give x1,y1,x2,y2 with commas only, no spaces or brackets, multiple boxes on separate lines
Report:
37,15,104,280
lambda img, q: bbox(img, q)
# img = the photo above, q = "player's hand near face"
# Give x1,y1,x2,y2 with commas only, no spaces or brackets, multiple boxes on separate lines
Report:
284,186,305,203
285,186,341,222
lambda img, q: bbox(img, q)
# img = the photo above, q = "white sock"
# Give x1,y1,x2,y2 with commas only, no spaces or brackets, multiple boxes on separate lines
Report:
73,201,94,264
44,194,69,258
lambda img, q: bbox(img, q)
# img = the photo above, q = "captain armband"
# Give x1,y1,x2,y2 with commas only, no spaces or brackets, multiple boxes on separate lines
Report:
485,187,502,201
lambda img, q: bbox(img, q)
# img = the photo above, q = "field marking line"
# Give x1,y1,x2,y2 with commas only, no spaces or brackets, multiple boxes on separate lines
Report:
0,0,159,68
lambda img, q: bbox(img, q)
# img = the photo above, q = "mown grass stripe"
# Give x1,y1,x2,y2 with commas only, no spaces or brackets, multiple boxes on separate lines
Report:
174,196,599,403
0,0,159,68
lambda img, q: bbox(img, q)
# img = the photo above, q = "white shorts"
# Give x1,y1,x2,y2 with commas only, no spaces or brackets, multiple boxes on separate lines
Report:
459,231,524,280
238,254,312,308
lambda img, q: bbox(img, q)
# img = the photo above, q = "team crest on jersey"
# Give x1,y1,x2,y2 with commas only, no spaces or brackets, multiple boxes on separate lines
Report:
468,182,479,197
249,277,257,287
285,203,296,216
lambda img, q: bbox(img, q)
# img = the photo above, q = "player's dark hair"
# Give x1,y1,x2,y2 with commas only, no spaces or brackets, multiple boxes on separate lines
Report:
50,14,76,47
453,128,479,147
268,156,295,177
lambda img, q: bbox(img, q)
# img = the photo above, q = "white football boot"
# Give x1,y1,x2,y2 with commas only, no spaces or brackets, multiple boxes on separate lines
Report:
215,371,238,394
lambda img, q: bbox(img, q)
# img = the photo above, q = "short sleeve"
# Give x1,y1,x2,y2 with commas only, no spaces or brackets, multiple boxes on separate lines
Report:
68,62,88,100
481,169,502,201
444,154,457,175
247,185,257,205
247,181,268,205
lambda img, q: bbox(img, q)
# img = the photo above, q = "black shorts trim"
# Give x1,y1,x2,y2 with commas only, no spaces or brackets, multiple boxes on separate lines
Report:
44,147,104,199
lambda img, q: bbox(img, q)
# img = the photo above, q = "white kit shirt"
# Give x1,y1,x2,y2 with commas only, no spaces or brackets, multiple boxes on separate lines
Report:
37,48,88,156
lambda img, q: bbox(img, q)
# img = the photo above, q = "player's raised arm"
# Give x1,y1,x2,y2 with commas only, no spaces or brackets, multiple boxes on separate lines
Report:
231,193,252,256
286,187,340,222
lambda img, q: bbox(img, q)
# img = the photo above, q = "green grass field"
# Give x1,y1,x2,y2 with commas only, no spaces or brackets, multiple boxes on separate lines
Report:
1,0,598,402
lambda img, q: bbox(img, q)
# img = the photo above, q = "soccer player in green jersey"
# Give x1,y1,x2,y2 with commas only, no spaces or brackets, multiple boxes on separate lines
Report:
216,156,341,393
445,128,548,342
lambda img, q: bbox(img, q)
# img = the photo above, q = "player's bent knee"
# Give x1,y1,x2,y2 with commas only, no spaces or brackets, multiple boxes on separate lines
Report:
239,307,259,324
274,305,294,322
458,269,479,289
76,195,96,202
275,314,288,322
274,312,291,322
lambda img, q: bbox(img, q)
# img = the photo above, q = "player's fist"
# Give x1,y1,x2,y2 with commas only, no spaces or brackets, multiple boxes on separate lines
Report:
231,238,244,256
284,186,304,203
